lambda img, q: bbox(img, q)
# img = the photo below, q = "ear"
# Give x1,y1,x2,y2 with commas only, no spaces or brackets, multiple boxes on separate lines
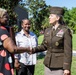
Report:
21,24,23,28
56,16,60,21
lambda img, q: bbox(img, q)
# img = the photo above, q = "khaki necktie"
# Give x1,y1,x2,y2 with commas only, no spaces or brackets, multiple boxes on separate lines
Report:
51,28,55,37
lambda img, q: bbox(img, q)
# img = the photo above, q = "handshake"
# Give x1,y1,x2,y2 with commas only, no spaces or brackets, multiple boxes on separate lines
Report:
25,47,34,54
14,47,36,70
14,46,36,54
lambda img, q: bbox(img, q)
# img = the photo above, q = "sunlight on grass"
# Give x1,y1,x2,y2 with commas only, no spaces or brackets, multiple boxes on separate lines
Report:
71,56,76,75
73,34,76,50
34,58,44,75
38,35,44,45
34,56,76,75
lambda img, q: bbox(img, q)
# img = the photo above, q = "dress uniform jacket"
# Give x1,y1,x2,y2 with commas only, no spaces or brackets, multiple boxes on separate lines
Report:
33,24,72,70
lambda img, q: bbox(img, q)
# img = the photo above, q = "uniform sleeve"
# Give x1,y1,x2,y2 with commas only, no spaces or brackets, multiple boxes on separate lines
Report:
33,30,48,53
63,28,72,70
0,29,10,41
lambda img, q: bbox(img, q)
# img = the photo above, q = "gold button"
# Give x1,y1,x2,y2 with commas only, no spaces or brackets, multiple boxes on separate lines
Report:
55,42,59,46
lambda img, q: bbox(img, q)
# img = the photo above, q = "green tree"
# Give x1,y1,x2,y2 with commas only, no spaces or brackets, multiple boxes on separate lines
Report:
0,0,20,26
64,7,76,33
22,0,50,36
68,8,76,33
42,16,50,30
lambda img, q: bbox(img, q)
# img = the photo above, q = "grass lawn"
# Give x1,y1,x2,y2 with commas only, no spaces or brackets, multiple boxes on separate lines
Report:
72,34,76,50
34,58,44,75
34,56,76,75
71,56,76,75
38,34,44,45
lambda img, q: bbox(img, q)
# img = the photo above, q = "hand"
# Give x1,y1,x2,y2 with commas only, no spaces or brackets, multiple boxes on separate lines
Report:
64,70,70,75
27,47,32,54
14,59,21,70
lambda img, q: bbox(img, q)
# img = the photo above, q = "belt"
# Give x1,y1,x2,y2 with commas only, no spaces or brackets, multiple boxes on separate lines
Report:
51,49,64,53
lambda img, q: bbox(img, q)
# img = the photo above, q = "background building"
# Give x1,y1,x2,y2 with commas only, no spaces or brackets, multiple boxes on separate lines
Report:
14,5,28,31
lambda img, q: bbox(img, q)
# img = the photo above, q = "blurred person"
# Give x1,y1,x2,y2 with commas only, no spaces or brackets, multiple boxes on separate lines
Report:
0,8,30,75
15,19,38,75
31,7,72,75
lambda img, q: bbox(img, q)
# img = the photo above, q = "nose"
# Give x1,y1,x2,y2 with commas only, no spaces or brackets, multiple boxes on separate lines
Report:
49,15,51,19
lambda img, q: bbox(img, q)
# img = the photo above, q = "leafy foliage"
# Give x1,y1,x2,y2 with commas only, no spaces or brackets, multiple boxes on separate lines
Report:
21,0,76,35
2,0,76,34
0,0,20,26
22,0,51,36
64,7,76,33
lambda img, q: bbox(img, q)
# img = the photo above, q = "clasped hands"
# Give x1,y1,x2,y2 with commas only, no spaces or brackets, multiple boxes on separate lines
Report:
26,47,34,54
14,47,34,70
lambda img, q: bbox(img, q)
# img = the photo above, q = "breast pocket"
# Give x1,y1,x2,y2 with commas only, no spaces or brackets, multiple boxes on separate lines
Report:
45,34,51,42
52,35,64,47
44,54,51,67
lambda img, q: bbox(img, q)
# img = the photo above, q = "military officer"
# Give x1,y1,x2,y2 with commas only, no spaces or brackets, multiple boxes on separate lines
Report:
31,6,72,75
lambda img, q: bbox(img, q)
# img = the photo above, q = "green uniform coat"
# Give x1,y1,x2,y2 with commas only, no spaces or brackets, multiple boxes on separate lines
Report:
34,25,72,70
